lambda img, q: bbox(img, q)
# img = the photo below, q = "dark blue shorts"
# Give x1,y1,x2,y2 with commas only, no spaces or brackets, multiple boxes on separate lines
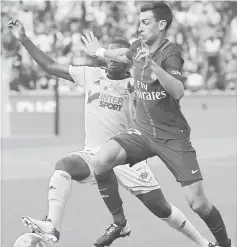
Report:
111,128,203,183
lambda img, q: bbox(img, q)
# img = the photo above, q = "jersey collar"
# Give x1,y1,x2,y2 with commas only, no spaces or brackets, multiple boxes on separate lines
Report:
150,39,170,54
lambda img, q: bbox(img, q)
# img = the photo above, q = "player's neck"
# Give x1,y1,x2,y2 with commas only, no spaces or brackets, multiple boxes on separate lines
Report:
106,71,127,80
148,34,167,54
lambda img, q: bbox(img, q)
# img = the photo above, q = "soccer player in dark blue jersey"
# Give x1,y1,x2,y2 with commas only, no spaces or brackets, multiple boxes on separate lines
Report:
82,2,233,247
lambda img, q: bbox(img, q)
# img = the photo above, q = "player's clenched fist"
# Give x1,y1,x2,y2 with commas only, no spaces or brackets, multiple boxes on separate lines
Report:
8,19,26,41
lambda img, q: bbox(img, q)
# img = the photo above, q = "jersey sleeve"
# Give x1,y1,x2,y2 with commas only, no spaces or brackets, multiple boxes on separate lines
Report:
162,54,184,82
69,65,86,89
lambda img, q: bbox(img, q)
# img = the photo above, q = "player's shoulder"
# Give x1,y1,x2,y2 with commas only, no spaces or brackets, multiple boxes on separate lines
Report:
84,66,107,78
84,65,105,73
162,41,182,58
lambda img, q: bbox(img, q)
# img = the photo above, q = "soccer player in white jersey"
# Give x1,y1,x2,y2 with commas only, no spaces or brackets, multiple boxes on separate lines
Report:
9,19,215,247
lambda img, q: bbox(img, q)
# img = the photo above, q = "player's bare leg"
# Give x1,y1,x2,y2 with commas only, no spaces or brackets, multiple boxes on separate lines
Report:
22,154,91,243
181,180,232,247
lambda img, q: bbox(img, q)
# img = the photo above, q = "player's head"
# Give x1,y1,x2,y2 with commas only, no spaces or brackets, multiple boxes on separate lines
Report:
106,39,130,74
138,1,173,44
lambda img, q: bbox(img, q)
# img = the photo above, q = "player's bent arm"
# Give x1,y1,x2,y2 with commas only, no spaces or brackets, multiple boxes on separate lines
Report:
100,48,132,64
151,61,184,99
20,35,73,82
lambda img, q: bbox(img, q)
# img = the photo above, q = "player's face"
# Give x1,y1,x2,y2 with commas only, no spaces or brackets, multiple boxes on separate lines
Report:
106,43,128,73
138,10,166,45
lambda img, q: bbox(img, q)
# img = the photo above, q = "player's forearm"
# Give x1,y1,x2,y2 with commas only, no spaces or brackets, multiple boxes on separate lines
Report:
102,48,131,64
19,35,56,73
150,62,184,99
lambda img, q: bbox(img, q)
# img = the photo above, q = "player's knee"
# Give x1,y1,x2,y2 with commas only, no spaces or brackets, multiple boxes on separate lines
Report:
146,200,171,218
188,196,211,217
93,154,110,175
183,180,212,217
55,155,90,182
156,202,172,218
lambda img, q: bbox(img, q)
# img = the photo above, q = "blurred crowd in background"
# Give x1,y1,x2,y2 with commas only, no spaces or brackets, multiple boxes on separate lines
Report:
1,1,237,93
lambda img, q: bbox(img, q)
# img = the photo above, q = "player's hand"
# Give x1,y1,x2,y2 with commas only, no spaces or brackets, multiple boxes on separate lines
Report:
8,19,26,41
135,39,153,68
81,31,102,57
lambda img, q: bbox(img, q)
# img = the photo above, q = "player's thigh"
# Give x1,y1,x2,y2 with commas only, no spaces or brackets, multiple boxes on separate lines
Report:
112,128,155,166
153,138,203,183
114,160,160,196
94,129,154,174
93,140,127,174
55,150,94,183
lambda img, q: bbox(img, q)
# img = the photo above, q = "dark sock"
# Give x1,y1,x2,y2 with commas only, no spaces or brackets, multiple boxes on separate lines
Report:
95,170,126,225
202,205,230,247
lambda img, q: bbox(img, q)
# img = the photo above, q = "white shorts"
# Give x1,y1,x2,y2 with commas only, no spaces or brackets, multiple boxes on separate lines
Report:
70,148,160,196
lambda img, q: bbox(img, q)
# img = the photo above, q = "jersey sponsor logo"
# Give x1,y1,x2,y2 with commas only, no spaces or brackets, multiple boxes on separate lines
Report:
87,90,124,111
135,80,167,100
87,90,100,104
99,94,123,111
171,70,181,76
135,89,167,100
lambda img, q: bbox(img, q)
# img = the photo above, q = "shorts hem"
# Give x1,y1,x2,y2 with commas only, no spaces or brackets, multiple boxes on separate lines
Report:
176,177,203,183
130,185,160,196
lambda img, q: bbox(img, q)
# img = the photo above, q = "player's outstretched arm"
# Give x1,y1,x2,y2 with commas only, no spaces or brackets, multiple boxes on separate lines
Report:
8,19,74,82
82,32,131,64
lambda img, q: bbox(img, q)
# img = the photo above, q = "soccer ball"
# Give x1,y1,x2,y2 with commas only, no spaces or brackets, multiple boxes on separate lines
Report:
13,233,47,247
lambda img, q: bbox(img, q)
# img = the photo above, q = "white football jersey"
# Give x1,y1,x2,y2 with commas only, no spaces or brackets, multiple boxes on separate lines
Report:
69,66,135,153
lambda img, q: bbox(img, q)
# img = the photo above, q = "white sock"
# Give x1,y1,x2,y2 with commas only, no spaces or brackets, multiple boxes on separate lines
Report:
47,170,72,230
162,205,209,247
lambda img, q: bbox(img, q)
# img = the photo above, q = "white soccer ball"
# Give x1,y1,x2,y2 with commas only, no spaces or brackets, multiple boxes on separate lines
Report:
13,233,47,247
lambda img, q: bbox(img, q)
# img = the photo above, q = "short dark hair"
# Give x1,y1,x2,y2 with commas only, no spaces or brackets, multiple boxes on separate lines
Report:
111,38,130,49
140,1,173,30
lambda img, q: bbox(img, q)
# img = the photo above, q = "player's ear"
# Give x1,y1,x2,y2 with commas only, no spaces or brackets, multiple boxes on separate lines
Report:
158,20,167,31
